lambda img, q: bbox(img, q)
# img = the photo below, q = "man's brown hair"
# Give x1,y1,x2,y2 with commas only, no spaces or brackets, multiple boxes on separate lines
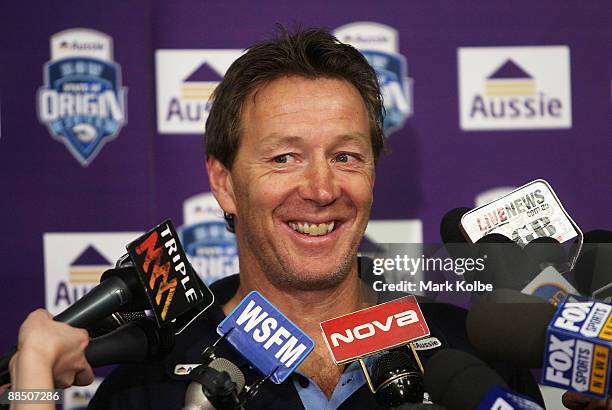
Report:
205,26,385,169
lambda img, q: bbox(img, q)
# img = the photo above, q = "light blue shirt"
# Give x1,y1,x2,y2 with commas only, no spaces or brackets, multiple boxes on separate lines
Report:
292,358,373,410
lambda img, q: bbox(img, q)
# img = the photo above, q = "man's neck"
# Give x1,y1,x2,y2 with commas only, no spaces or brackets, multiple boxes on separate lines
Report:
222,262,375,398
222,264,367,327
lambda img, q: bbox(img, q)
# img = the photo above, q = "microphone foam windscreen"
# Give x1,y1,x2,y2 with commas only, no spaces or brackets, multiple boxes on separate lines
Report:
440,207,471,244
424,349,508,410
466,289,556,367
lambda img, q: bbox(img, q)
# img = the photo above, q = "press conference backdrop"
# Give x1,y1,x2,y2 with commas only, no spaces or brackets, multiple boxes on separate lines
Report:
0,0,610,407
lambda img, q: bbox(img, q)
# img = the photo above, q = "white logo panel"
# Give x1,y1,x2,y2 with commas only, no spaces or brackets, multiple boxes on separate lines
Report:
43,232,141,316
156,49,242,134
458,46,571,130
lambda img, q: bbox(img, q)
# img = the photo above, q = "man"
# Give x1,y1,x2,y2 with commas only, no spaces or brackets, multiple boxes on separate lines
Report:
84,27,580,409
9,26,606,410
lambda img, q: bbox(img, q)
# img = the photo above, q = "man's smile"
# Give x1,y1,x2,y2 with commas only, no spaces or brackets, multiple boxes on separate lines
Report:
288,221,336,236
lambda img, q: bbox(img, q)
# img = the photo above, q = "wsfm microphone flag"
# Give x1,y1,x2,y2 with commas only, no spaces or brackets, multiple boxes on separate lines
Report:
320,295,430,364
217,291,314,384
542,295,612,399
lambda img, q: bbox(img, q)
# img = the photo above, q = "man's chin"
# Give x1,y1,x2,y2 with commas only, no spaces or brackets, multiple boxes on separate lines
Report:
266,259,355,291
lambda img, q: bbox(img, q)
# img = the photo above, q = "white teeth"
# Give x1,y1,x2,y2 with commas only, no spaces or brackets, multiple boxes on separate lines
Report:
289,221,335,236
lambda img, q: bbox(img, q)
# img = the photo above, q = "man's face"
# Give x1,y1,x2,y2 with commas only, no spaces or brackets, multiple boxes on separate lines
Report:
214,75,375,290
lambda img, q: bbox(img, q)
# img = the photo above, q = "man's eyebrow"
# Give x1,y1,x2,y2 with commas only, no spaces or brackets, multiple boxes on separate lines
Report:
257,135,303,151
333,133,371,148
256,133,371,151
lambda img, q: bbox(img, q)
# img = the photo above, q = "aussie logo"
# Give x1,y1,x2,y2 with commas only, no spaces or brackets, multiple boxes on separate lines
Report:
334,22,413,136
43,232,140,316
458,46,572,130
37,29,127,166
155,50,242,134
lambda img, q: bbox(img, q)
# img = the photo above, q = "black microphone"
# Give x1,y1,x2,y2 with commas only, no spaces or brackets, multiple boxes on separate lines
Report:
572,231,612,297
0,266,151,385
424,349,545,409
370,350,424,407
184,358,246,410
87,310,148,338
54,266,149,328
85,318,175,368
473,234,534,291
523,236,567,272
440,207,471,244
466,289,556,367
424,349,508,410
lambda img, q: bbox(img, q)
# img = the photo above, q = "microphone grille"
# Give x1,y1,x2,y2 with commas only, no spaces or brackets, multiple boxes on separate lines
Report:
209,358,245,392
371,350,416,387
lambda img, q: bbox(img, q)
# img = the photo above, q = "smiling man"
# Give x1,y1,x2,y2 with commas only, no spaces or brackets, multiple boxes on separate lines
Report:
204,31,382,399
88,28,548,409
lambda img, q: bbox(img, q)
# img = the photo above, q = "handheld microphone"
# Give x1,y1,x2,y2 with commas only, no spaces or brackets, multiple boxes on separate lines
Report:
53,266,149,328
84,318,175,368
0,219,215,384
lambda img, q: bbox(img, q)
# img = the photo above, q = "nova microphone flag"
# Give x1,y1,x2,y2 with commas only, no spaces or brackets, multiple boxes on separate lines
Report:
217,291,314,384
127,219,214,330
320,295,430,364
542,295,612,399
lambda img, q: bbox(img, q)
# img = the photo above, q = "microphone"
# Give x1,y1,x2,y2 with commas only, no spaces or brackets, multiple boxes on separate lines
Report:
0,219,215,384
320,295,430,407
370,350,424,407
53,266,149,328
523,236,567,272
521,237,579,304
87,310,148,338
466,289,612,399
181,291,314,408
424,349,509,410
184,358,245,410
440,207,471,244
425,349,544,410
216,291,314,385
85,318,175,368
573,234,612,297
473,234,534,292
466,289,556,367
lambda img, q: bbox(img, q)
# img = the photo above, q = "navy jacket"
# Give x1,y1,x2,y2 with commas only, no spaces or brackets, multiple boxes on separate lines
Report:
89,274,544,409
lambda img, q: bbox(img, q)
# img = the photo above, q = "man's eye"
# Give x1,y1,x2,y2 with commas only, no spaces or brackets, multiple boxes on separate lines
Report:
273,154,291,163
335,153,353,163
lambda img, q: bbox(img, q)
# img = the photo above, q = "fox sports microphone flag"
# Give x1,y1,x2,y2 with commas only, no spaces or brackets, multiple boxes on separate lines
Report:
320,295,430,364
217,291,314,384
542,295,612,399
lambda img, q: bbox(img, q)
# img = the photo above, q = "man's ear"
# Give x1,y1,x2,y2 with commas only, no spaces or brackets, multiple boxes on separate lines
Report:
206,156,237,215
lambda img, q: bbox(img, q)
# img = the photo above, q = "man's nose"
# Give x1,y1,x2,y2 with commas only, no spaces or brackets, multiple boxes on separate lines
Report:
298,159,339,206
